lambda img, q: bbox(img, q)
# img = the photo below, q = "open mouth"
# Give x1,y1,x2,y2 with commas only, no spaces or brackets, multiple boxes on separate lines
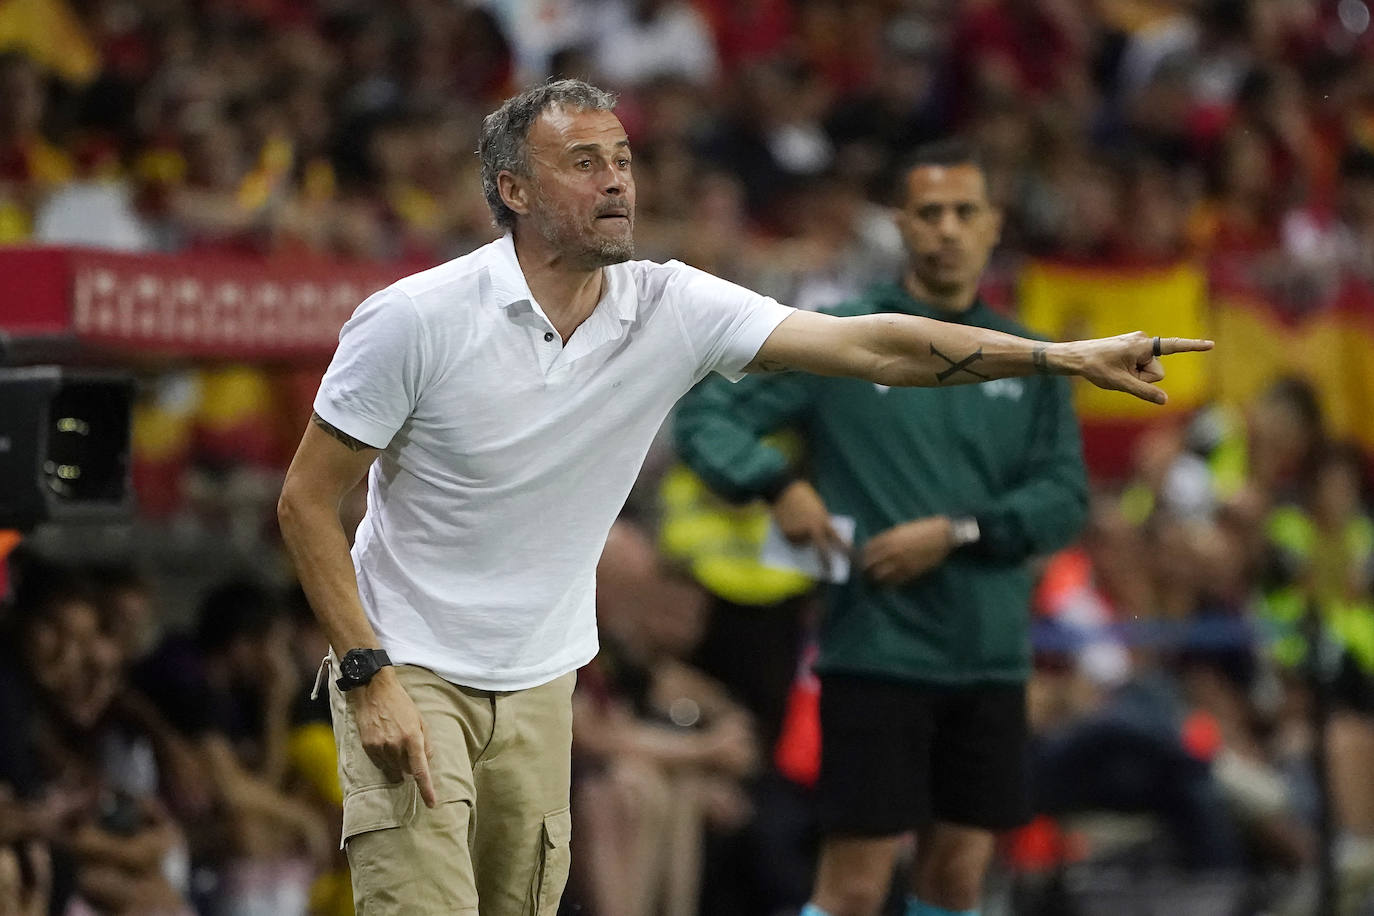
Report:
597,214,629,221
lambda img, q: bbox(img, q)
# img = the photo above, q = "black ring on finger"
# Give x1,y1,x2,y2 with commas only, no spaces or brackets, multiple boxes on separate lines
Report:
1152,336,1162,357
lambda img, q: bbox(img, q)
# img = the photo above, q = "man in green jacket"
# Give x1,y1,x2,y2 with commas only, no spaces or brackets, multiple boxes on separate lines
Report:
675,140,1089,916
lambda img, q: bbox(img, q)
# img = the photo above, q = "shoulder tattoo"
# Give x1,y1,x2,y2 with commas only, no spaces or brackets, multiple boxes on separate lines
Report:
311,412,371,451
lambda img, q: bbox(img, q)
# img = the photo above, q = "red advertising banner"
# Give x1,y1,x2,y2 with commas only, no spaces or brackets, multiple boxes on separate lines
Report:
0,247,411,360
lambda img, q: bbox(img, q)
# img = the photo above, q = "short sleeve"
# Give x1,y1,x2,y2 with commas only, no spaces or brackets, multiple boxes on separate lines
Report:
314,287,428,449
666,262,794,382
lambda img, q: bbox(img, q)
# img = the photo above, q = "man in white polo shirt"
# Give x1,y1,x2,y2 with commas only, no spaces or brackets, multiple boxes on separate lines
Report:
276,79,1211,915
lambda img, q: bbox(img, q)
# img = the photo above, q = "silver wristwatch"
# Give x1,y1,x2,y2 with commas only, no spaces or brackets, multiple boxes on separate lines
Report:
949,516,981,548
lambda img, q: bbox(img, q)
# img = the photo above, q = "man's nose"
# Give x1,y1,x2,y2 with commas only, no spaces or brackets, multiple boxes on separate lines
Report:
601,164,625,195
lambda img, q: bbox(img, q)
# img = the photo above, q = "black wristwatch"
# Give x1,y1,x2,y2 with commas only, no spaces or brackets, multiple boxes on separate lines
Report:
336,648,393,691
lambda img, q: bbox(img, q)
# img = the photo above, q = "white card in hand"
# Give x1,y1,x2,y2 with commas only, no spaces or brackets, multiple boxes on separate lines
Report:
759,515,856,583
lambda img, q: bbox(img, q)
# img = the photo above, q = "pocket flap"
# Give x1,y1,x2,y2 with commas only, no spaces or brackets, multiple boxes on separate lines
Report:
342,783,413,845
542,807,571,849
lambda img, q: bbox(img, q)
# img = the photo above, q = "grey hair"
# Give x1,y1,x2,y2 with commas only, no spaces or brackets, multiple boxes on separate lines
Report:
477,79,619,230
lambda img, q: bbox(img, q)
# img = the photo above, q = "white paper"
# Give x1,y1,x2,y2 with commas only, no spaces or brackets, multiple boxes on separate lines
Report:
759,515,856,583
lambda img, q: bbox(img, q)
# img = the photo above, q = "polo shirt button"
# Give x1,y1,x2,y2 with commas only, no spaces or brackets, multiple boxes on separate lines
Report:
544,332,555,342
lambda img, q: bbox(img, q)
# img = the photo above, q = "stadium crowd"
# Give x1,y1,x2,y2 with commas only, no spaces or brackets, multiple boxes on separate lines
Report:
3,0,1374,914
1,0,1371,285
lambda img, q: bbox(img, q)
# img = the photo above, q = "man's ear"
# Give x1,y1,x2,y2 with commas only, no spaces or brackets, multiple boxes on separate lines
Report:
498,171,530,217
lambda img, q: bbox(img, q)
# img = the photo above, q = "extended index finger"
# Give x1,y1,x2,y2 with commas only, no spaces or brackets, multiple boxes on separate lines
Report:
1157,337,1215,355
407,735,438,808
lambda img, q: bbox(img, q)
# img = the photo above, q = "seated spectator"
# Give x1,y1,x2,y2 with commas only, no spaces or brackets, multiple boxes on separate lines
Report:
90,565,214,825
1028,508,1314,901
1262,442,1374,901
569,520,759,916
1131,375,1326,528
0,560,192,915
132,578,328,916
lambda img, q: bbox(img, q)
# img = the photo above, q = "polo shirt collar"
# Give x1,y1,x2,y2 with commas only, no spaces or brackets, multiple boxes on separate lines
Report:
488,233,638,325
488,233,536,309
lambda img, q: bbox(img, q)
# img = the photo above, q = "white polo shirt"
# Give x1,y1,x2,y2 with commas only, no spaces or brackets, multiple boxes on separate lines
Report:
315,234,793,690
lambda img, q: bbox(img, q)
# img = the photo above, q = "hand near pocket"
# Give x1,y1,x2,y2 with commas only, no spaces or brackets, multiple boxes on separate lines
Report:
352,670,437,808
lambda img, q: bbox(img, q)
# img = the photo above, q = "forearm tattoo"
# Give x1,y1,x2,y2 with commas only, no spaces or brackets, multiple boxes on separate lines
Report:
1032,344,1052,375
311,411,371,451
930,344,989,384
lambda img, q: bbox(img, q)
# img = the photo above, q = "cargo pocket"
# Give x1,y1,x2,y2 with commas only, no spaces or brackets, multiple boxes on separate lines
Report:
532,807,572,914
341,783,415,849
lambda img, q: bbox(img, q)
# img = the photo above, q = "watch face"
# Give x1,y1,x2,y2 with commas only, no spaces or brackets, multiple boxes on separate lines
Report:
343,654,367,680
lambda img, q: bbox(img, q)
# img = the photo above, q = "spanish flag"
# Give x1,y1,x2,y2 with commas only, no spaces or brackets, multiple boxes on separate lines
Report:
1018,259,1211,476
1210,275,1374,455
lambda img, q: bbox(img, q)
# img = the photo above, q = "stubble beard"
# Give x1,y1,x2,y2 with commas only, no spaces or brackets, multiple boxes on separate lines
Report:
530,196,635,269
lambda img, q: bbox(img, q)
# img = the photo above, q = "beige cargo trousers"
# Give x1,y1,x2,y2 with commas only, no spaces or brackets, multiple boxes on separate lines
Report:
328,663,576,914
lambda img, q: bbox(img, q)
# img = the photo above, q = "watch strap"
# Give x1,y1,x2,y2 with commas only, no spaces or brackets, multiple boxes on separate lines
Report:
335,647,393,692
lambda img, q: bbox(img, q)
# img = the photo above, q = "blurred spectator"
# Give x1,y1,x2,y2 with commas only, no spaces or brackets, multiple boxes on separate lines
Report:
1033,499,1151,695
699,57,835,224
0,559,193,915
1261,442,1374,898
92,564,161,668
1026,502,1317,910
281,585,352,916
1030,673,1247,874
570,519,759,916
1283,146,1374,284
481,0,587,86
694,0,795,76
948,0,1090,124
0,50,72,242
589,0,719,89
823,22,941,199
1114,0,1256,115
1190,126,1283,255
657,456,815,754
1137,375,1326,527
33,177,153,250
132,578,328,915
1121,155,1193,260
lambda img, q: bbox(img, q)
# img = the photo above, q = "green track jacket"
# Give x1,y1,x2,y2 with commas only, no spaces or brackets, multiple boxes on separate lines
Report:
674,283,1089,684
